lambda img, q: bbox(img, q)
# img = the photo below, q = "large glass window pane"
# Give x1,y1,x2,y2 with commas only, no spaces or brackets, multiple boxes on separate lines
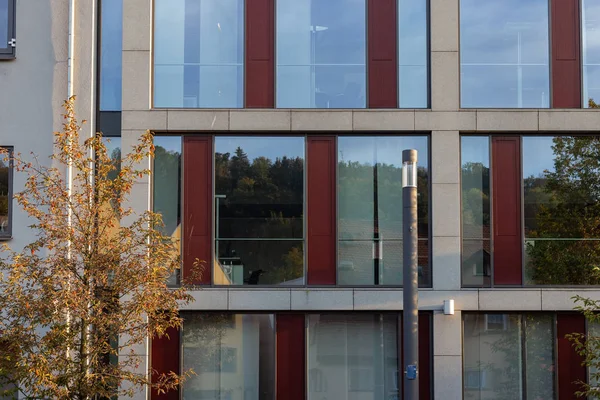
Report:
154,0,244,108
0,0,8,47
523,136,600,285
583,0,600,106
100,0,123,111
276,0,366,108
0,148,11,238
398,0,428,108
461,137,491,287
307,314,399,400
215,137,304,285
182,313,275,400
460,0,550,108
463,313,555,400
153,137,182,286
338,136,429,286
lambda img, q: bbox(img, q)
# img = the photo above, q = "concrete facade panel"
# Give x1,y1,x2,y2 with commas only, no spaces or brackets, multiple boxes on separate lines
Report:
433,311,462,356
434,355,463,400
229,110,291,131
431,130,460,184
476,111,539,131
352,110,415,130
539,110,600,131
432,183,460,237
228,289,292,310
180,289,229,310
291,111,353,131
122,110,167,131
122,0,151,51
479,290,542,310
430,0,459,52
430,51,460,111
432,236,461,290
122,51,151,111
166,110,230,131
415,111,475,131
353,289,402,310
542,289,600,310
291,289,354,310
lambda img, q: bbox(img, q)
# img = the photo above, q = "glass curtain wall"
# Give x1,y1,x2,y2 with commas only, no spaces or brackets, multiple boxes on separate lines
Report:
583,0,600,107
461,137,491,287
523,136,600,285
460,0,550,108
307,314,399,400
276,0,366,108
99,0,123,111
337,136,429,286
398,0,428,108
154,0,244,108
182,313,276,400
463,313,556,400
214,137,304,285
153,136,182,286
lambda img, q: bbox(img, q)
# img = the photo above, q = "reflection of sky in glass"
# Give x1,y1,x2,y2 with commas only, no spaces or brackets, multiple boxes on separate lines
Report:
0,0,7,46
338,136,428,168
215,137,304,161
103,137,121,158
276,0,366,108
522,136,556,178
154,136,182,154
460,0,549,108
399,0,428,108
583,0,600,106
100,0,122,111
461,136,489,167
154,0,244,108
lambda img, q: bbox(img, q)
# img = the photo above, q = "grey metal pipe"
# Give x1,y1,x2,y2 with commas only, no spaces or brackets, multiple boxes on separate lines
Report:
402,149,419,400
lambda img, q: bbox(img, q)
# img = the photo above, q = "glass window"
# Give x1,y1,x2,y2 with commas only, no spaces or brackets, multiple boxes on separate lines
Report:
0,148,12,238
99,0,123,111
460,0,550,108
0,0,15,58
461,137,491,287
154,0,244,108
398,0,428,108
182,313,275,400
214,137,304,285
276,0,366,108
153,137,182,285
307,314,399,400
523,136,600,285
463,313,556,400
338,137,429,286
583,0,600,107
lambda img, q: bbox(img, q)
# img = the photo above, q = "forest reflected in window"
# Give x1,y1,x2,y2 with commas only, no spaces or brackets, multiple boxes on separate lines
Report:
214,137,304,285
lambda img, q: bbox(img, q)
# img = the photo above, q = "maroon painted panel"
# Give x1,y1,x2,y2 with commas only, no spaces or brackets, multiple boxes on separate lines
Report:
551,0,581,108
151,327,180,400
492,137,522,285
245,0,274,108
557,313,586,400
276,314,306,400
367,0,398,108
307,137,336,285
418,313,432,400
183,137,213,285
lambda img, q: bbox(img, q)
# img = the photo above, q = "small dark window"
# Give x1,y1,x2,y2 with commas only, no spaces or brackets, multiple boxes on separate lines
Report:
0,0,16,59
0,147,12,238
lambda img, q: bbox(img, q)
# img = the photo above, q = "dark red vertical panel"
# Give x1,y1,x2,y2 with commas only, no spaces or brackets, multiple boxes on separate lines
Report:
183,137,213,285
492,137,522,285
307,137,336,285
367,0,398,108
557,313,586,399
418,313,432,400
399,313,432,400
276,314,306,400
245,0,274,108
551,0,581,108
151,327,180,400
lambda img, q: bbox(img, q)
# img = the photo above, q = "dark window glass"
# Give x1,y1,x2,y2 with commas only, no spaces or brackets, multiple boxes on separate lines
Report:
276,0,366,108
583,0,600,107
182,313,275,400
523,136,600,285
215,137,304,285
461,137,491,287
460,0,550,108
100,0,123,111
153,136,182,286
463,313,555,399
0,148,12,238
154,0,244,108
398,0,428,108
337,136,429,286
307,314,399,400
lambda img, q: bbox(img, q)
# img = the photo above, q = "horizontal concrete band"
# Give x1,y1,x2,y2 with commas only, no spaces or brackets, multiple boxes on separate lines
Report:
121,109,600,132
179,288,599,311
